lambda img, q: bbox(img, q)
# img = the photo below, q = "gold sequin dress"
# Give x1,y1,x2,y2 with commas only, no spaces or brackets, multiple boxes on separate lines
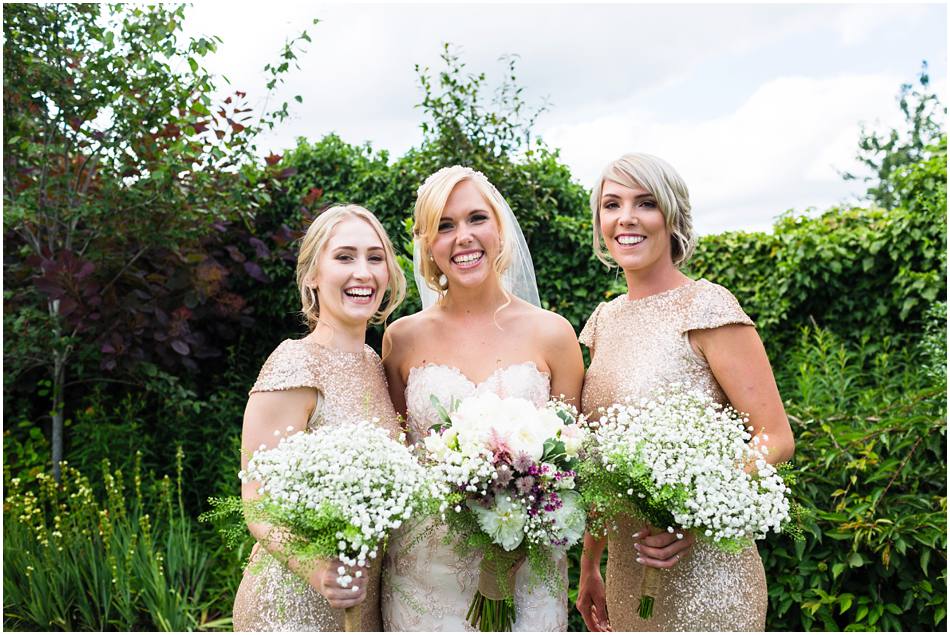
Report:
579,279,768,632
231,336,400,632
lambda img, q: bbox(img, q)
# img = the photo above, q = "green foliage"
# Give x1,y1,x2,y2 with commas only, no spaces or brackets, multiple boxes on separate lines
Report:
761,324,946,631
416,43,546,162
843,62,946,210
687,137,947,352
262,50,602,343
2,2,314,478
577,450,678,539
2,452,227,630
3,22,946,633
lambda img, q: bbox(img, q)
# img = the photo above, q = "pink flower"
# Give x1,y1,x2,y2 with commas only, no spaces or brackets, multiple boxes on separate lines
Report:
512,452,534,473
487,428,513,458
493,464,514,488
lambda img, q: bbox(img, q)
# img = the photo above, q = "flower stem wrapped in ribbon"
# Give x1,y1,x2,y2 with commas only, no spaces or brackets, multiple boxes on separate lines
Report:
578,386,798,620
423,393,588,631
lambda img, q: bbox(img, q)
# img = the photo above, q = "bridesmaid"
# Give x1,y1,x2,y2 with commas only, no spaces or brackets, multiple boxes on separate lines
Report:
575,153,795,632
232,204,406,631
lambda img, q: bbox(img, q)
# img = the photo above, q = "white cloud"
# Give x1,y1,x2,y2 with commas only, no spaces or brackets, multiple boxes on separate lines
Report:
541,73,921,235
831,4,927,47
179,2,946,234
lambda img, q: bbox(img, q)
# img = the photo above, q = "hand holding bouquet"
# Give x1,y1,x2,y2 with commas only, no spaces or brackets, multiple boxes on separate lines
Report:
578,386,793,619
238,420,437,631
422,393,588,631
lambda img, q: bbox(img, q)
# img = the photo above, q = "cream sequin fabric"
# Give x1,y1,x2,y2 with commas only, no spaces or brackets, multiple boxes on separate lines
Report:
232,336,400,632
579,279,768,632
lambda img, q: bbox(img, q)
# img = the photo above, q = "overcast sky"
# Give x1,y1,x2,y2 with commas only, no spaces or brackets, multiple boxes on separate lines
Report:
181,1,947,235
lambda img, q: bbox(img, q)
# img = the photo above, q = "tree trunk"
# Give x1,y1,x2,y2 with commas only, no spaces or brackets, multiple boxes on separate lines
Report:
50,299,67,483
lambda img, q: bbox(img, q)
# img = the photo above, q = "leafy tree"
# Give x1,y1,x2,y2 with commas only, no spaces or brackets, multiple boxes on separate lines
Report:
843,61,946,209
416,43,547,164
2,3,312,479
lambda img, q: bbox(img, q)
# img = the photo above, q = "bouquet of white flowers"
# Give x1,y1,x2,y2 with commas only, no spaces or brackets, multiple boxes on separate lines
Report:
422,393,588,631
578,386,794,619
234,420,437,631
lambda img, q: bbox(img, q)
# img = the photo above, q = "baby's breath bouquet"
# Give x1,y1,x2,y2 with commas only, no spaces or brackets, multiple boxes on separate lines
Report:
578,386,793,619
422,393,588,631
216,420,437,631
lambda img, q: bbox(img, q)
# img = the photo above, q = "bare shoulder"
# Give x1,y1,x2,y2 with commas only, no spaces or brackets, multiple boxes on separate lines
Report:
385,309,441,345
513,301,577,346
383,309,446,366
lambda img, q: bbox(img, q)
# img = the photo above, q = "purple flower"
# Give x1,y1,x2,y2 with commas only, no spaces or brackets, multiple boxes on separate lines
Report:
512,452,534,473
514,476,535,495
493,463,514,488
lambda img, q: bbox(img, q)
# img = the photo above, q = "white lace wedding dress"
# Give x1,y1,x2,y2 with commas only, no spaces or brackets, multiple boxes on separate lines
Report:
381,362,569,631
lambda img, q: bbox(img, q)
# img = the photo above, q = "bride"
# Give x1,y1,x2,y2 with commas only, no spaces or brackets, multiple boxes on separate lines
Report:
380,166,584,631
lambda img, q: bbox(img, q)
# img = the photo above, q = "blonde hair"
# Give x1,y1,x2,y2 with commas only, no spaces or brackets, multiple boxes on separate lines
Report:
413,166,514,299
590,153,695,268
296,204,406,329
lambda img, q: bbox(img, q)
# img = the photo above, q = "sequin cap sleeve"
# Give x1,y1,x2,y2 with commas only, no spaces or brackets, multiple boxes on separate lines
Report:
249,339,321,394
579,302,605,349
680,280,754,334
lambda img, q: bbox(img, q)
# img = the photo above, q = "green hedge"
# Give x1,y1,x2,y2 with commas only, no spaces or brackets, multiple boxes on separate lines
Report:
687,137,946,353
762,318,947,631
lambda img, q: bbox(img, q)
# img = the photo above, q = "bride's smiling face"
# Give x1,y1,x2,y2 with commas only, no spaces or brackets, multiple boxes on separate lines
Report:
429,179,502,290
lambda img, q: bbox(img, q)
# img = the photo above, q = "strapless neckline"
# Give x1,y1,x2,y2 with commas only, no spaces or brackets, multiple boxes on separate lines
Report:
408,360,550,388
403,361,552,445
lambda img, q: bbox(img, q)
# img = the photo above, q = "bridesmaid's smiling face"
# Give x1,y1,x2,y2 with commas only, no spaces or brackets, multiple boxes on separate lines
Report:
599,179,673,274
430,179,502,291
310,216,390,327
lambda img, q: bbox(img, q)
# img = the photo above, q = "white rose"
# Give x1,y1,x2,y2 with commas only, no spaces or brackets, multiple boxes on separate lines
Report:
535,409,564,441
556,475,576,490
550,491,586,546
508,424,545,462
560,424,585,457
469,496,527,552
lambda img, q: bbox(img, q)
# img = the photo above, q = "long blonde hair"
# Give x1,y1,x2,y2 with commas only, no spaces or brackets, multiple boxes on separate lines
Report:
295,204,406,329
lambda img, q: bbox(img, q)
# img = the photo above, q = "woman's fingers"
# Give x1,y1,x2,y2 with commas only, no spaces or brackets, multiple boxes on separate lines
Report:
323,583,367,608
634,527,695,567
639,531,677,547
635,551,682,569
312,560,370,607
576,571,611,632
592,604,613,632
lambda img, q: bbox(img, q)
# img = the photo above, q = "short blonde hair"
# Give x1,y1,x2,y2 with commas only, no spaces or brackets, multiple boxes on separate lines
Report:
590,153,695,268
296,204,406,329
413,166,514,298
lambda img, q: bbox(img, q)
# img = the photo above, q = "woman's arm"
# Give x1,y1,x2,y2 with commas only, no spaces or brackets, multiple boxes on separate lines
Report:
577,532,611,632
638,324,792,569
689,323,796,464
242,389,366,608
542,313,585,406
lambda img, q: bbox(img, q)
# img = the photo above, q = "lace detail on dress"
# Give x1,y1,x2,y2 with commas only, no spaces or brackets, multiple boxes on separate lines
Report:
382,360,567,632
403,362,551,444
